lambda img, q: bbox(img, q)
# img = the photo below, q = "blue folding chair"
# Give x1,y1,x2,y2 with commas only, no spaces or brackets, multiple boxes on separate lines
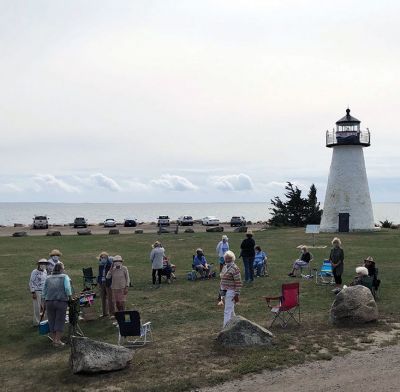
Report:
314,260,335,285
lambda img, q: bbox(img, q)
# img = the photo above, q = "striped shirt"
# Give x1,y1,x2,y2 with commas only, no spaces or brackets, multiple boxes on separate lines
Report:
220,262,242,295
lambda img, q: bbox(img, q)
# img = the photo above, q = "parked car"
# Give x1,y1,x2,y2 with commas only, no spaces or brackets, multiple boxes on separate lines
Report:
73,217,88,228
103,218,117,227
230,216,246,227
177,215,194,226
124,218,137,227
157,215,170,226
32,215,49,229
202,216,220,226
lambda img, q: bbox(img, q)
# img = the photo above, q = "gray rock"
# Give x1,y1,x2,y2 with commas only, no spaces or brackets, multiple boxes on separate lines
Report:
109,229,120,235
158,227,170,234
77,229,92,236
330,285,378,326
12,231,28,237
206,226,224,233
184,228,195,233
234,226,248,233
46,230,61,236
14,223,24,227
216,315,274,347
70,336,133,374
135,229,143,234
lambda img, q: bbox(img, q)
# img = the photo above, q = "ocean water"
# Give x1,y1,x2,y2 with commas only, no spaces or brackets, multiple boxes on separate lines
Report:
0,202,399,226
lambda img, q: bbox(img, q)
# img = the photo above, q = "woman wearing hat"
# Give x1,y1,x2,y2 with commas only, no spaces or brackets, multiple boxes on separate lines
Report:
43,262,72,347
150,241,165,287
97,251,114,317
240,230,256,283
47,249,62,274
106,255,130,311
364,256,380,292
29,258,49,326
216,235,230,272
328,237,344,290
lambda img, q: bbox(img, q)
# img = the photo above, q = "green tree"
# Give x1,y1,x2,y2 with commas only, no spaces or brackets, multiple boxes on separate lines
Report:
268,182,322,226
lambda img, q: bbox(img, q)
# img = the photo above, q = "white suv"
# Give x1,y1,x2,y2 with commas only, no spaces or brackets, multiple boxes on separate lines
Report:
33,215,49,229
177,215,193,226
202,216,220,226
157,215,170,226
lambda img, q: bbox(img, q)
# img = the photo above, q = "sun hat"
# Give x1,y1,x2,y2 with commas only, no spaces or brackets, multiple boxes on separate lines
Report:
36,258,49,264
356,266,368,276
97,251,109,259
152,241,161,248
246,230,253,236
113,255,123,262
222,235,229,240
196,248,203,253
49,249,62,256
364,256,374,262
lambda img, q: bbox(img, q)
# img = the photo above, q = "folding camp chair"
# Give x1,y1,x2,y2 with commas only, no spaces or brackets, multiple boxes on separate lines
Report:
313,260,335,285
300,254,313,279
82,267,97,290
115,310,152,347
263,282,300,328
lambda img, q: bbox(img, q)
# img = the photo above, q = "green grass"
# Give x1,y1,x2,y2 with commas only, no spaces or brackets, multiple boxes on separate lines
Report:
0,228,399,392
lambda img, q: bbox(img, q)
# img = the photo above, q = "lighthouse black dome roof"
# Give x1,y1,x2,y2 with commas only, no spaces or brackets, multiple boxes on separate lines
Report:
336,108,360,125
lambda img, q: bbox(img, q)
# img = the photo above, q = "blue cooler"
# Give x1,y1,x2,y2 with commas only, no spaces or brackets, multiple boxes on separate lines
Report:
39,320,50,335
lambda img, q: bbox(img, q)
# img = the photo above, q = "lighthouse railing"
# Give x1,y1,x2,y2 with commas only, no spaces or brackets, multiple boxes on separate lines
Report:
326,129,370,147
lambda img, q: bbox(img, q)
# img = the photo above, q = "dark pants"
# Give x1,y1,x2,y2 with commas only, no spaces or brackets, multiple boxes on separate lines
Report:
152,268,162,284
46,300,68,333
242,257,255,281
333,270,342,284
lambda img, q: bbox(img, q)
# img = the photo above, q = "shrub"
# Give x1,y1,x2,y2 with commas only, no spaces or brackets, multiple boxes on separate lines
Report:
380,219,393,228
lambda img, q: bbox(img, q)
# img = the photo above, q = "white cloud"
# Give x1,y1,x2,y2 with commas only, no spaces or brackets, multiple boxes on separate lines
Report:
150,175,197,191
124,180,149,191
0,183,23,193
33,174,80,193
210,173,254,191
90,173,122,192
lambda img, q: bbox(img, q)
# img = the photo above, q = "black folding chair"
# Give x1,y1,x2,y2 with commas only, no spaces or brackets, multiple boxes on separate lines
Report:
82,267,97,290
115,310,152,347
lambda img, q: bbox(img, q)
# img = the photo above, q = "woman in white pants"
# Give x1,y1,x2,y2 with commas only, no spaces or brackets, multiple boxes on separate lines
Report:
29,258,49,326
219,251,242,327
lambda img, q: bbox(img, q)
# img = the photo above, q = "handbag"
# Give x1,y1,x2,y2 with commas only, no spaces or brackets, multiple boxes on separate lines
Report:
38,305,50,335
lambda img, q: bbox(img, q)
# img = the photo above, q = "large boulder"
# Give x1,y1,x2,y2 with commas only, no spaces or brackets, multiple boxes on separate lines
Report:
216,315,274,347
47,230,61,236
12,231,27,237
70,336,133,374
206,226,224,233
330,285,378,326
234,226,248,233
184,228,195,233
134,229,143,234
109,229,120,235
77,229,92,236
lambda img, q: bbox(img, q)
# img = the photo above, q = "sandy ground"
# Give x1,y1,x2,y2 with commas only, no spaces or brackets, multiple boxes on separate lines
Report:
0,222,265,237
198,344,400,392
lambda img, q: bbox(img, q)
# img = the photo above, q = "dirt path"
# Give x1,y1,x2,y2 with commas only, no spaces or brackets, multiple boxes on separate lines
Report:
198,344,400,392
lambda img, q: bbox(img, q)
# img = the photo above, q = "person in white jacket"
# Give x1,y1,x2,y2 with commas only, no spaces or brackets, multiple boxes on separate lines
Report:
216,235,230,272
150,241,165,287
29,258,49,326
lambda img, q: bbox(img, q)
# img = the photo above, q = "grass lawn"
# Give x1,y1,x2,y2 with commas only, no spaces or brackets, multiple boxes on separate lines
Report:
1,228,399,392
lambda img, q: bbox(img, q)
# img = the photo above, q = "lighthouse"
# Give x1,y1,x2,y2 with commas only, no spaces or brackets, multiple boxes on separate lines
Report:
320,108,375,232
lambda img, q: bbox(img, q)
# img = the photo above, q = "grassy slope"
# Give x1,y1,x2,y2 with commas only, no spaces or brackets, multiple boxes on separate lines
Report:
0,228,399,391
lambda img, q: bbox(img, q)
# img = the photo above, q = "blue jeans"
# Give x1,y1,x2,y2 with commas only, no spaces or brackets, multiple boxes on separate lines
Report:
242,257,255,281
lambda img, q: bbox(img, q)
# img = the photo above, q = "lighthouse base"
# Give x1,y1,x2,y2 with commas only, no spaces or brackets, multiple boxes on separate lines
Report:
320,145,375,233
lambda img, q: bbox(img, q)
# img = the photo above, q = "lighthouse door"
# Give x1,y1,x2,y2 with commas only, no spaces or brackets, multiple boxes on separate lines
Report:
338,213,350,232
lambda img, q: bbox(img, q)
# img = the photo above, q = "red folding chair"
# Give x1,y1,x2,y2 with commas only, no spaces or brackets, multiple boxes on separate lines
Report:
263,282,300,328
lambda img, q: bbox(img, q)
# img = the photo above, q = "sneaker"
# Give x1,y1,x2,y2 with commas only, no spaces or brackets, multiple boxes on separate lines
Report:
288,273,294,277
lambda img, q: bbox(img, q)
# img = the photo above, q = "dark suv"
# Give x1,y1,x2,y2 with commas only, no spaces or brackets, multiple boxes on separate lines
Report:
230,216,246,227
73,217,88,228
124,218,137,227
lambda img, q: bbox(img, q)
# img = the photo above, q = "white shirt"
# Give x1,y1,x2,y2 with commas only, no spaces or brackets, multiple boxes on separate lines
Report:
29,269,47,292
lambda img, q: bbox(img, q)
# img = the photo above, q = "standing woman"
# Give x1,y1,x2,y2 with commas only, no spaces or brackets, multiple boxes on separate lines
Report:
106,255,130,311
216,235,229,271
29,258,49,326
329,237,344,290
150,241,165,287
47,249,62,274
43,262,72,347
97,251,114,317
240,230,256,283
220,251,242,327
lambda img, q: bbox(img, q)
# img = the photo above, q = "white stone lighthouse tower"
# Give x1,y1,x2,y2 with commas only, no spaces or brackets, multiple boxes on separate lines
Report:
320,108,375,232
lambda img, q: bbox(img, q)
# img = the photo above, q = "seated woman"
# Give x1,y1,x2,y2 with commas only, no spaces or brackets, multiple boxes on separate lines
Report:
364,256,380,291
160,256,176,283
253,246,268,277
193,248,211,279
288,246,311,277
349,266,373,292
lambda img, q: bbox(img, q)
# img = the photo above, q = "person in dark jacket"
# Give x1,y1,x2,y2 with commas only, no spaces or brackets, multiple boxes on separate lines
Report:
364,256,380,290
329,237,344,289
97,251,114,317
240,230,256,282
288,246,311,277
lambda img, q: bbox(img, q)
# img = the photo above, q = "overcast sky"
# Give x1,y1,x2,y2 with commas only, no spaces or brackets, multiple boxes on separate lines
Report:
1,0,399,203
